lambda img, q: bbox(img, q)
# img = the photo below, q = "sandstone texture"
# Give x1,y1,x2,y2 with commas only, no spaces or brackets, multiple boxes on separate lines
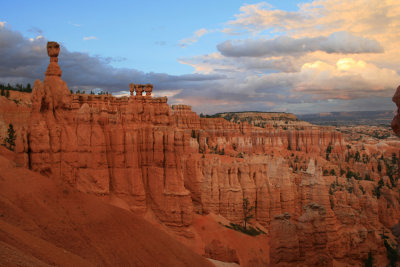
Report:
1,42,399,266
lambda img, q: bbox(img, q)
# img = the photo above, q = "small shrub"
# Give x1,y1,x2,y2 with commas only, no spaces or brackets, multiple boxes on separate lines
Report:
225,222,265,236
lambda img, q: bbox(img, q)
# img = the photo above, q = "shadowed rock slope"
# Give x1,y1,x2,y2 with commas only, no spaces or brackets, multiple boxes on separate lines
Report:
0,147,213,267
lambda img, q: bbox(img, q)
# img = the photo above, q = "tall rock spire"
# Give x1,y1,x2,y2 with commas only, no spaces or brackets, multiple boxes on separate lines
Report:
45,41,62,78
31,41,70,112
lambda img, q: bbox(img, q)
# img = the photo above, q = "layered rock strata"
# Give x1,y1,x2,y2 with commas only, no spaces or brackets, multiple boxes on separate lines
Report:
4,42,399,266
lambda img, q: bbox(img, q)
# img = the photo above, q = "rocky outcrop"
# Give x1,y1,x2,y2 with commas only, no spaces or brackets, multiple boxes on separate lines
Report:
28,92,194,226
23,44,347,228
26,42,194,226
4,43,399,266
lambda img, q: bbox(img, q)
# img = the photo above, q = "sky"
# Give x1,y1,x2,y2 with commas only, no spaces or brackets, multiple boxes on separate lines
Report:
0,0,399,115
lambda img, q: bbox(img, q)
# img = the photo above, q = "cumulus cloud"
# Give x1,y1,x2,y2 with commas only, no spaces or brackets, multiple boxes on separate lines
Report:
226,2,308,34
291,58,400,100
179,0,400,113
217,32,383,57
83,36,98,41
179,28,208,47
0,22,6,28
226,0,400,38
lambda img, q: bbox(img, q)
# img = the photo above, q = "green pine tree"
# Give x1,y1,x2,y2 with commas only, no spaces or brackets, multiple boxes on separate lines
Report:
243,197,254,230
4,123,16,151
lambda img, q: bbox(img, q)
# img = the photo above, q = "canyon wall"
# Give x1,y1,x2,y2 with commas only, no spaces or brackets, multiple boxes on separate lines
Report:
2,43,399,266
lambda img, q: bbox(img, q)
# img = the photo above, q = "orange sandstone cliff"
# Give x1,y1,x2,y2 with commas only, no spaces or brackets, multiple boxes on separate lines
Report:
1,42,399,266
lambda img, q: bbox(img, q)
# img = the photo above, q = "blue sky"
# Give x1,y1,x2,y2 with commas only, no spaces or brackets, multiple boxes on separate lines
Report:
1,0,399,114
1,0,303,74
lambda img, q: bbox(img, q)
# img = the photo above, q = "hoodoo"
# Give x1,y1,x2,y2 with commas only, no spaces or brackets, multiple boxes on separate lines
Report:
1,42,399,266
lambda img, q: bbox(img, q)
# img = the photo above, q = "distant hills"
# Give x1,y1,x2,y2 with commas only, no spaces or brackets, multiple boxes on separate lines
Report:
297,110,395,126
206,110,396,126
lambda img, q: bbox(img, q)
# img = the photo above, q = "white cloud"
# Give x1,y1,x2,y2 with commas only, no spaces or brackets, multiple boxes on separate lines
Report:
0,22,6,28
83,36,98,41
179,28,208,47
292,58,400,100
178,0,400,113
29,35,44,42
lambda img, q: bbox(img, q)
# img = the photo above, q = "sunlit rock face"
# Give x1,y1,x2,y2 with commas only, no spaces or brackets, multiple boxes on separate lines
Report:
3,43,399,266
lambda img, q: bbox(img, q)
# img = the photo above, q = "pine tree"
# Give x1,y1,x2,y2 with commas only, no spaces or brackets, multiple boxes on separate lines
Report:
5,89,10,98
243,197,254,229
4,123,16,151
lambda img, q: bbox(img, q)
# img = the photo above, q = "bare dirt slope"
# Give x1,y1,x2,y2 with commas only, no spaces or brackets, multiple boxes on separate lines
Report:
0,147,213,267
